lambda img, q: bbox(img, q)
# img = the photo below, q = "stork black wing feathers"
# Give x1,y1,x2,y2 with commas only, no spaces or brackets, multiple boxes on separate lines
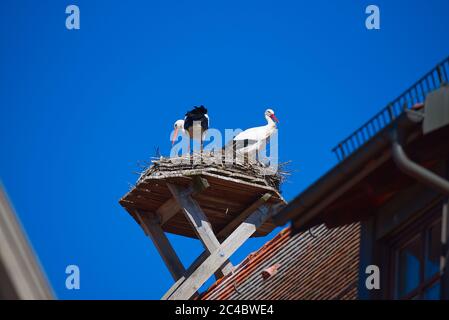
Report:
184,105,209,131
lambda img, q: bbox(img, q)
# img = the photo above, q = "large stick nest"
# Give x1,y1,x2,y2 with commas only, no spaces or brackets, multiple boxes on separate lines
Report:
136,152,290,191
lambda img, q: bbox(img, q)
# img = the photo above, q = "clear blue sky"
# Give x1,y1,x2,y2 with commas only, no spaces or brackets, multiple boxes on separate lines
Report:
1,0,448,299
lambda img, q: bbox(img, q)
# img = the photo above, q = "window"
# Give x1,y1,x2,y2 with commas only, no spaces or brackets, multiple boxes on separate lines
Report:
389,208,442,300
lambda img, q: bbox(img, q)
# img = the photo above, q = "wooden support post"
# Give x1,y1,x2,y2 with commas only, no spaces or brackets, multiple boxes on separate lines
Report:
166,203,276,300
167,183,221,251
167,182,234,277
156,177,210,225
135,211,186,281
161,250,209,300
156,197,181,225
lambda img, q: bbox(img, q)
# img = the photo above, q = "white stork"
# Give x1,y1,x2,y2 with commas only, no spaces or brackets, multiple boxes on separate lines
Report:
172,105,209,152
233,108,279,155
171,119,187,145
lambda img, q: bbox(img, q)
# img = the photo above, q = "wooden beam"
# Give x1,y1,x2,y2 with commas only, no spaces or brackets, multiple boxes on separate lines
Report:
161,250,209,300
156,177,210,225
167,183,234,276
156,198,180,225
135,211,186,281
167,203,276,300
217,193,272,240
191,176,210,192
167,183,220,251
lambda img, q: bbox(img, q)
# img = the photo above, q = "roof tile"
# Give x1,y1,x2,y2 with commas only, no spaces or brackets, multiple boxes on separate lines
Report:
200,222,361,300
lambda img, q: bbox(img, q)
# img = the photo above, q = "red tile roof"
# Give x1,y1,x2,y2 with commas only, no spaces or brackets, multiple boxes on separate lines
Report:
200,222,361,300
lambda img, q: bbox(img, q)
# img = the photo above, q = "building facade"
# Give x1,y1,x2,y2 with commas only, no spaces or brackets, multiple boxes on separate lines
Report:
0,185,53,300
203,59,449,300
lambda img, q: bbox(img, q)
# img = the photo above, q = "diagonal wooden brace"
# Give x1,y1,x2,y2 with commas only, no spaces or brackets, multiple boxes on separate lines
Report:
135,210,186,281
167,182,234,277
166,203,280,300
161,249,209,300
155,176,210,225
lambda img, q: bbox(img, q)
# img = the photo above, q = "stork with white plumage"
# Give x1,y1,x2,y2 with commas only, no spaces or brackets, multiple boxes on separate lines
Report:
172,105,209,153
232,108,279,155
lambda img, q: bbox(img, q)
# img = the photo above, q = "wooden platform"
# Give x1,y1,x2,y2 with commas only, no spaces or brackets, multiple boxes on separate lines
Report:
119,156,287,299
120,166,286,239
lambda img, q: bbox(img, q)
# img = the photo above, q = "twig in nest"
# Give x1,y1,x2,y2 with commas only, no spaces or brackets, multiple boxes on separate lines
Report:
134,152,292,190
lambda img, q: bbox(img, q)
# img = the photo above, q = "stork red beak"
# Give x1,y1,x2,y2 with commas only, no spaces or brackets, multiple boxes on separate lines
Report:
172,128,179,145
270,114,279,123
